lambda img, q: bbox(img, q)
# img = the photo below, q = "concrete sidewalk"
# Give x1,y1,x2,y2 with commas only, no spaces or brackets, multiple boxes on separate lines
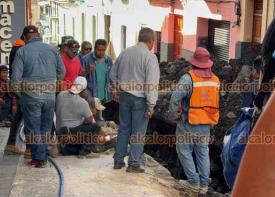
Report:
9,152,180,197
0,128,21,197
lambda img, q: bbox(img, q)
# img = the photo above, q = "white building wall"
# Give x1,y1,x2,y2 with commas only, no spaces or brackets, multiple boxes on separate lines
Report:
57,0,177,56
108,0,171,56
58,1,102,44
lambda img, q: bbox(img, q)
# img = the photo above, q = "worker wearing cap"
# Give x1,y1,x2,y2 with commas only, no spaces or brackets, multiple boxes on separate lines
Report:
56,77,102,158
60,39,85,91
58,35,74,54
169,47,220,195
11,25,65,168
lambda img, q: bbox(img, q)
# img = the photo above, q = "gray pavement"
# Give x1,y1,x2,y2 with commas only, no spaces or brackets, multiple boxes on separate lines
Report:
1,127,180,197
0,128,21,197
9,154,180,197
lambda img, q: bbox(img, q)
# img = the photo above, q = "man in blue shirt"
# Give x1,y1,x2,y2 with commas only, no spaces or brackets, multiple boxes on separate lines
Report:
82,39,115,121
11,25,65,168
82,39,113,102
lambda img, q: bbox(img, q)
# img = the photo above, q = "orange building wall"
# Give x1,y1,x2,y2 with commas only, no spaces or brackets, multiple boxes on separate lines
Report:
161,14,175,44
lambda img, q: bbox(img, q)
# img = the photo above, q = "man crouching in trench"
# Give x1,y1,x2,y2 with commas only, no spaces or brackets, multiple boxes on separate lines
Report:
55,76,105,158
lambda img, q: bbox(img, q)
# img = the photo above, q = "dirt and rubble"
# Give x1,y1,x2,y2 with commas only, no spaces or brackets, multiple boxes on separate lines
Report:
148,54,260,193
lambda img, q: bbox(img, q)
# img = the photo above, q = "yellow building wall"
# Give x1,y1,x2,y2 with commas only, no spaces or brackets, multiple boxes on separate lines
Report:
240,0,274,43
239,0,253,42
261,0,274,40
266,0,274,27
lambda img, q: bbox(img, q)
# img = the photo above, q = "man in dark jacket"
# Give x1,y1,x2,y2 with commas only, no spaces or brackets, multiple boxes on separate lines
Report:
0,65,16,126
9,36,25,77
4,36,25,155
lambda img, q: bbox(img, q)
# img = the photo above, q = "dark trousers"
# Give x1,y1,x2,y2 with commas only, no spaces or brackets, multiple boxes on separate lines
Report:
0,99,12,121
59,123,100,155
102,101,119,123
7,102,23,145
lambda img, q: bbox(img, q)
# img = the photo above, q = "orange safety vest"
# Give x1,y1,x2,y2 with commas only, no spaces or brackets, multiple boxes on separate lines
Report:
188,70,220,125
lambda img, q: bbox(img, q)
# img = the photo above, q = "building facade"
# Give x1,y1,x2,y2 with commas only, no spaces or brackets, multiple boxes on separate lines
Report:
0,0,29,64
30,0,275,62
56,0,182,62
237,0,275,59
182,0,275,61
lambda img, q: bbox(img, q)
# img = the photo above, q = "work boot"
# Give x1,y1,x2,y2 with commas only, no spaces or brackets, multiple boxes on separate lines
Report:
4,145,24,155
126,165,145,173
24,149,31,159
178,180,200,197
199,185,208,195
114,161,126,169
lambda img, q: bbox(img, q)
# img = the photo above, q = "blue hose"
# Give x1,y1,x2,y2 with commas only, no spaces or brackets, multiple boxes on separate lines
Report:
48,156,65,197
18,123,64,197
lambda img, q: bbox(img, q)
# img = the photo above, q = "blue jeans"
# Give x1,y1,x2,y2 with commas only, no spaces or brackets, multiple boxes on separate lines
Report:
113,92,149,167
176,127,211,186
20,95,55,161
241,92,254,108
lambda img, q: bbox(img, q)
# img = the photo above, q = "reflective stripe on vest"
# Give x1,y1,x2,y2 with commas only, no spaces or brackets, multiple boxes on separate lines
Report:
193,82,220,88
188,70,220,125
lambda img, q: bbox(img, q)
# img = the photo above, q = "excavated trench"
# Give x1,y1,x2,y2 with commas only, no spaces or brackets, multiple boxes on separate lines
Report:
145,115,229,193
104,44,261,194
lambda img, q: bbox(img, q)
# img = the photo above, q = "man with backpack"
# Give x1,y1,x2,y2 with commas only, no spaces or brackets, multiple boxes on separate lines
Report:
169,47,220,195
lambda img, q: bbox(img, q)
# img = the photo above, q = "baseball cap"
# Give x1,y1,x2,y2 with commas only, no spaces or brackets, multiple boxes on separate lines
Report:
0,65,8,72
88,97,106,111
59,36,74,46
22,25,39,36
69,76,87,94
67,40,80,48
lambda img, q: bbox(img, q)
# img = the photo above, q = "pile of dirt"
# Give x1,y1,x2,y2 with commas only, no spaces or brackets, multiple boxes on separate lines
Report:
155,58,190,119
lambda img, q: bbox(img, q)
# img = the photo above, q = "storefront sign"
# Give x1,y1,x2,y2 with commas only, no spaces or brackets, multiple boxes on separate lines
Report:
0,0,26,65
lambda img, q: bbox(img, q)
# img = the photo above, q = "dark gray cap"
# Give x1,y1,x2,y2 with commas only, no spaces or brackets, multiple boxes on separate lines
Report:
59,36,74,46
